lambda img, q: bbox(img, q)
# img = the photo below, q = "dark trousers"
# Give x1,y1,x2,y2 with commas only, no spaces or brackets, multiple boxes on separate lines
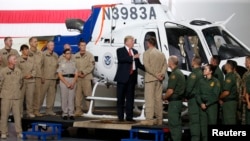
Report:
222,100,237,124
116,72,136,120
168,100,183,141
188,98,201,141
200,104,218,141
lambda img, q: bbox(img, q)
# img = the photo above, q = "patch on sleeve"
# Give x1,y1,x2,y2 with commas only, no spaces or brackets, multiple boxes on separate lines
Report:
171,74,175,79
226,79,231,83
217,82,220,87
191,74,196,79
210,82,214,87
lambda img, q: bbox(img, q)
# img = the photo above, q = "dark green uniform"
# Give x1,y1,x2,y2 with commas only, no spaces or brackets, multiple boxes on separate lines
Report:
213,66,224,87
196,76,220,141
213,66,224,124
221,72,237,124
186,68,203,141
167,68,185,141
245,74,250,125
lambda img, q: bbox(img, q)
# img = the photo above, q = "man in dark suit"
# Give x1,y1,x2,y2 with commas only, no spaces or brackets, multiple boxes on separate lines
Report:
114,35,144,122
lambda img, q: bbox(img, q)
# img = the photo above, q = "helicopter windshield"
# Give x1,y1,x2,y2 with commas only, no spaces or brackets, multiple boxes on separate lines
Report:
202,26,250,60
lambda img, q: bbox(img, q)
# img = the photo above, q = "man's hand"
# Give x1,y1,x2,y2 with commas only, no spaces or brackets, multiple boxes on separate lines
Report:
219,100,223,105
201,103,207,110
241,94,246,103
41,78,45,84
78,71,84,78
133,54,140,59
247,103,250,110
156,73,164,81
24,74,33,79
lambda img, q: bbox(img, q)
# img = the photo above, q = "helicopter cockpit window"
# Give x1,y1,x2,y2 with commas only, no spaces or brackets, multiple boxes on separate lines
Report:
165,22,208,71
203,26,250,59
144,32,158,50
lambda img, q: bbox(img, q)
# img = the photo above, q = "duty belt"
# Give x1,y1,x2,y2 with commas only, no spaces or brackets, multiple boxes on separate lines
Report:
187,94,196,100
168,97,182,101
223,98,237,102
62,74,75,78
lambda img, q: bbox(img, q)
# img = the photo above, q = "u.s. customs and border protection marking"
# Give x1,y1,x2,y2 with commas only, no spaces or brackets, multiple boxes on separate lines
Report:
191,74,196,79
102,52,113,69
171,74,175,79
226,79,231,83
210,81,215,87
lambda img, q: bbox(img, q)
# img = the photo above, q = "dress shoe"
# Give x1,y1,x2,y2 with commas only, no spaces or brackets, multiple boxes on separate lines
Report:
1,134,7,139
118,119,124,122
74,112,84,117
34,112,43,117
69,116,75,120
17,133,23,139
140,120,154,125
62,116,68,120
27,113,35,118
126,119,136,122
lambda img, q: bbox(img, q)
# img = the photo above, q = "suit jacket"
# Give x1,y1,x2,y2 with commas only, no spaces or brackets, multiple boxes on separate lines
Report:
114,47,144,83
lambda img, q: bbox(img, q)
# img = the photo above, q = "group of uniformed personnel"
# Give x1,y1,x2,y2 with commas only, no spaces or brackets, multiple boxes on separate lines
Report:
1,36,250,141
157,54,250,141
0,37,94,139
172,55,250,141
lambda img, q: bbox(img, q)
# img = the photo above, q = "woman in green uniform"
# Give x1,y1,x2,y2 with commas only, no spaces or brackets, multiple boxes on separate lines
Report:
196,64,221,141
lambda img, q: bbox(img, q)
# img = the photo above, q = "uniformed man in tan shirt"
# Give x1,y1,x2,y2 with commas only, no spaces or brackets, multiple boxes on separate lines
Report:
40,41,59,116
0,37,20,67
0,54,23,139
57,48,78,120
28,37,44,117
74,40,95,116
16,44,36,118
142,36,167,125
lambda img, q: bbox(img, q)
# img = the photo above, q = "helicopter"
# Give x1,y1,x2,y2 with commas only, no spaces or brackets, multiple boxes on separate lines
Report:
59,0,250,120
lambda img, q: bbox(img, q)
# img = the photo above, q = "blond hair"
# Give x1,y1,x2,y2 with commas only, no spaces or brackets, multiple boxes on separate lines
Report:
124,35,134,44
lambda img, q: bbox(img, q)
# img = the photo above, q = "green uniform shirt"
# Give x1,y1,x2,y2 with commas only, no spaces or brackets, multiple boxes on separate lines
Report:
167,67,185,100
213,66,224,88
185,67,203,99
222,72,237,101
196,76,221,106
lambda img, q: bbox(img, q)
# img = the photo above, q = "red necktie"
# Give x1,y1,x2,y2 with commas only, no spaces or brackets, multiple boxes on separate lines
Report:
128,49,133,74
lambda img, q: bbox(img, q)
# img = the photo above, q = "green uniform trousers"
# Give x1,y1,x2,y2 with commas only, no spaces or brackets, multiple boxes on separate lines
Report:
221,100,237,124
188,98,200,141
200,104,218,141
245,105,250,125
168,100,182,141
